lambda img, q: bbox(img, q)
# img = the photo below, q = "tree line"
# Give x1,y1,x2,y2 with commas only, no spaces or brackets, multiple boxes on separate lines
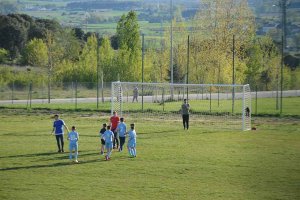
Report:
0,0,298,91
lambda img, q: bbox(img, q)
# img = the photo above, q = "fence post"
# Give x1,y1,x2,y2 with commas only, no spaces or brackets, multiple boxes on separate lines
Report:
11,80,14,104
101,71,104,103
255,86,258,115
75,81,78,110
209,85,212,113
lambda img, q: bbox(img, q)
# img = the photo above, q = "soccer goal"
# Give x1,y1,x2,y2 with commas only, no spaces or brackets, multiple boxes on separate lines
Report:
111,82,251,131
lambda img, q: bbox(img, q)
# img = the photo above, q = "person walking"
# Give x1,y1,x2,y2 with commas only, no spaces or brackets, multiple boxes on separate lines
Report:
51,114,69,153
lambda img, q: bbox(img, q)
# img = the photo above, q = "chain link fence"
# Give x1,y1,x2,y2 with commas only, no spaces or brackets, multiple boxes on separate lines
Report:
0,82,299,116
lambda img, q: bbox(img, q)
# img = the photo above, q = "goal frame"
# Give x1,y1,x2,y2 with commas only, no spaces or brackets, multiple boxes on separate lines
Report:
111,81,251,131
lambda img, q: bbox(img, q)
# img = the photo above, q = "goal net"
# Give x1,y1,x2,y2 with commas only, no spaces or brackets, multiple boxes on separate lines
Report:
111,82,251,131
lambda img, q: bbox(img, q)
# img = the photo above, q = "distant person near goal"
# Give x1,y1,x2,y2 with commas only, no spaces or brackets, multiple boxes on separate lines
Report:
180,99,190,130
132,86,139,102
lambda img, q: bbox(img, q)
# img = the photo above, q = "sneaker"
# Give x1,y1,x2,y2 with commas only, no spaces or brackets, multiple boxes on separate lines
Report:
74,160,79,163
100,151,104,155
105,155,108,161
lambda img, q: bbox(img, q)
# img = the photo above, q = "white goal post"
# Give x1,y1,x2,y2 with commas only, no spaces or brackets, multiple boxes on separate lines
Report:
111,82,251,131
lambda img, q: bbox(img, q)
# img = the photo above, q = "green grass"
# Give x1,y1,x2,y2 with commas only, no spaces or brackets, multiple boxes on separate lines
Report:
0,109,299,200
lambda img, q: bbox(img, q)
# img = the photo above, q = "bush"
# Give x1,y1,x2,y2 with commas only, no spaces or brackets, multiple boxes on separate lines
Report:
0,48,9,63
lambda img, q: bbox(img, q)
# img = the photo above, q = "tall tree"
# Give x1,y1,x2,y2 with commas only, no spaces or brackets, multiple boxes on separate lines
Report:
23,38,48,67
191,0,256,84
116,11,141,81
99,36,115,82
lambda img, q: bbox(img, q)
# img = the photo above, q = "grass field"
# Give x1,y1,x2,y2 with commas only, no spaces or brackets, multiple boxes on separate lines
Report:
0,109,299,200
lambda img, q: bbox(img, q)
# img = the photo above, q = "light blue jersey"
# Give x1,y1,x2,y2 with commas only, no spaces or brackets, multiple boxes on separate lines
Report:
68,131,79,143
117,122,127,137
68,131,79,160
103,130,114,143
103,130,114,149
127,129,136,148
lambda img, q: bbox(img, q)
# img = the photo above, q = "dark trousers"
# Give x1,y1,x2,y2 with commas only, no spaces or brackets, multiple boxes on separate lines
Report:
182,114,189,130
112,130,119,148
119,137,125,150
55,134,64,151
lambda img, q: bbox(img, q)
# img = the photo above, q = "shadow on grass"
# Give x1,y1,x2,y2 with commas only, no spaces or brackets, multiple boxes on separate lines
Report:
0,150,97,159
0,158,100,171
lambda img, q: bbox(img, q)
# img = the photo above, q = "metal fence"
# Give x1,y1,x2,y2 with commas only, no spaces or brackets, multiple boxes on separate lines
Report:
0,82,299,116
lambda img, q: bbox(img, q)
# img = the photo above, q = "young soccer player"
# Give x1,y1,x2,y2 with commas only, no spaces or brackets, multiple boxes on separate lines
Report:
116,117,127,152
102,125,114,160
127,123,137,157
51,114,69,153
99,123,107,155
110,111,120,149
68,126,79,163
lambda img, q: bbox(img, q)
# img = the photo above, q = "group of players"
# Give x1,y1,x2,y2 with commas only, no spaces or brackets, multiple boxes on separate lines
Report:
51,111,137,163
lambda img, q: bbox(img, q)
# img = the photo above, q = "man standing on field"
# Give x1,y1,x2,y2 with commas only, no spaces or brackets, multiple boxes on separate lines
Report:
51,114,69,153
110,111,120,149
181,99,190,130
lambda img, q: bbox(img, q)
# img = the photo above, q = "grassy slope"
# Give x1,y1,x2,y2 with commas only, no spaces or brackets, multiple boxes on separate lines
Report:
0,110,299,200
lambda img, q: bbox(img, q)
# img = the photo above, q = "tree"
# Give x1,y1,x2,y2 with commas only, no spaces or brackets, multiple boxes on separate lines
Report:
256,35,280,90
23,38,48,67
116,11,141,81
77,34,97,82
0,14,62,60
99,36,115,82
191,0,256,84
0,14,29,59
0,48,8,63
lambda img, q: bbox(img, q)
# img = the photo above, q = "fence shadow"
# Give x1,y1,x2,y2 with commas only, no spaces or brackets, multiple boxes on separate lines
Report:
0,150,94,159
0,158,100,171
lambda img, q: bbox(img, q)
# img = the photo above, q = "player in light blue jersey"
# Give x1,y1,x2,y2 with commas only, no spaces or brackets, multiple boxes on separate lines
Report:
116,117,127,152
127,123,137,157
67,126,79,163
102,125,114,160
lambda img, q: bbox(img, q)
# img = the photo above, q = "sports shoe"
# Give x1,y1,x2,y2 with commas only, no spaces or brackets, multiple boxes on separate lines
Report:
74,160,79,163
100,151,104,155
